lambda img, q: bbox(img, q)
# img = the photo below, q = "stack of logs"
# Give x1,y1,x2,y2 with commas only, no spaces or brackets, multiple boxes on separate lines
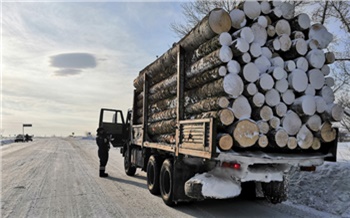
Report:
133,0,344,152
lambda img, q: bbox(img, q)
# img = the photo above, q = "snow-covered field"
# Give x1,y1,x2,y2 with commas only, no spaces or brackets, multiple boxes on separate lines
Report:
288,142,350,217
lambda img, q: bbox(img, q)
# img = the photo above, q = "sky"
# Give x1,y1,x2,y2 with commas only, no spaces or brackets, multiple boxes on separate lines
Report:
1,1,184,137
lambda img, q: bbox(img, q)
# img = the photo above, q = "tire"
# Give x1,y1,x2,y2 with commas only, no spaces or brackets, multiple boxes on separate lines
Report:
124,153,136,176
262,177,288,204
240,182,256,200
147,155,160,195
159,159,175,206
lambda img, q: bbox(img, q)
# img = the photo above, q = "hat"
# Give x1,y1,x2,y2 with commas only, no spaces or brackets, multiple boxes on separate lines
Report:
96,127,105,135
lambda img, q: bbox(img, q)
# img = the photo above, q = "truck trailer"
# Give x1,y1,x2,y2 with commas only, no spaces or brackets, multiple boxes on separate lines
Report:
98,3,341,206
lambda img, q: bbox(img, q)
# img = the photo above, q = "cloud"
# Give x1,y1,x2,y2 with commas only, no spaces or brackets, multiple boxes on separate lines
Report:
50,53,97,69
54,69,82,76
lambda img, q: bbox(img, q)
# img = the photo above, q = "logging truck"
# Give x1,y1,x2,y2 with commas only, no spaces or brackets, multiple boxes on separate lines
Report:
99,3,342,206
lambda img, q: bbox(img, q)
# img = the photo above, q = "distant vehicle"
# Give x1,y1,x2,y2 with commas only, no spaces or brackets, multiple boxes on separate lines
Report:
14,134,33,142
15,134,25,142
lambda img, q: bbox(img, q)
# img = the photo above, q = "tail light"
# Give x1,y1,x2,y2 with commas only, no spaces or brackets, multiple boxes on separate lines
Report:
222,162,241,170
300,166,316,171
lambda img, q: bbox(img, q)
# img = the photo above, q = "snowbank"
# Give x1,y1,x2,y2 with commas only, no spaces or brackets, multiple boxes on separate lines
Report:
288,142,350,217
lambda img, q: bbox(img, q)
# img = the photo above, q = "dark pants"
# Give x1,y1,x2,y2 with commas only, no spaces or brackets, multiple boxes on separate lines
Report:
98,149,109,170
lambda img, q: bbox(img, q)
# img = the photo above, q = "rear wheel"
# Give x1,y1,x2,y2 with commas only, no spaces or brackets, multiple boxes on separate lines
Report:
160,159,175,206
262,177,288,204
147,155,160,195
124,152,136,176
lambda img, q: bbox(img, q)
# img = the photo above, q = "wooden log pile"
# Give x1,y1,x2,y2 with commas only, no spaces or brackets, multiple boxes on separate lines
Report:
133,1,344,152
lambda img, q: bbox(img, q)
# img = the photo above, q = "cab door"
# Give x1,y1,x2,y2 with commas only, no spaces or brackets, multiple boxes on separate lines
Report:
99,108,127,147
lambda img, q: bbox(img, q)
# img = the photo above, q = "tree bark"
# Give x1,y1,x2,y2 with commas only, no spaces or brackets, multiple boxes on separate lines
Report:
148,120,176,135
185,96,230,115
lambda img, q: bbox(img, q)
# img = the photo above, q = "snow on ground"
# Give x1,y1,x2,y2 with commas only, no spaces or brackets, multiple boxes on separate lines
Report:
288,142,350,217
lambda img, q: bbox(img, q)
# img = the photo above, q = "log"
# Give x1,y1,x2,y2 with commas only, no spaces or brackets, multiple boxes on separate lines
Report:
250,42,262,58
306,49,326,69
274,19,291,36
186,66,224,90
284,61,296,73
297,125,314,149
267,7,283,22
325,77,335,87
290,13,311,31
217,134,234,151
232,27,255,43
269,66,287,80
304,114,322,132
267,25,276,37
287,137,297,150
152,134,176,144
282,89,295,105
318,86,335,104
227,60,241,74
321,64,331,76
219,108,235,126
185,96,230,115
148,108,176,123
257,16,269,28
219,32,232,46
282,38,307,58
260,1,271,14
231,38,250,56
288,69,308,92
251,23,268,46
278,34,292,52
311,137,321,150
149,96,177,113
232,119,259,148
274,102,287,118
266,38,280,52
318,121,337,142
223,73,244,98
269,116,281,130
292,95,316,116
237,52,252,64
307,39,321,50
191,35,221,63
254,56,271,74
291,31,305,39
219,45,233,63
229,9,247,30
258,73,274,91
148,120,176,135
275,78,289,93
308,69,325,90
242,63,260,83
282,110,302,135
258,105,274,121
258,134,269,148
239,0,261,20
219,66,227,76
304,85,316,96
265,89,280,107
324,103,344,122
231,95,252,119
277,2,294,20
257,120,270,134
252,92,265,108
149,73,177,94
314,96,327,114
308,24,333,49
244,83,258,96
325,52,335,64
270,56,284,68
294,57,309,72
272,128,289,148
261,47,273,59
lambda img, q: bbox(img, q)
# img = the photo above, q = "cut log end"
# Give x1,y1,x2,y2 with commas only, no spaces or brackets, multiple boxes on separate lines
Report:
233,119,259,148
217,134,234,151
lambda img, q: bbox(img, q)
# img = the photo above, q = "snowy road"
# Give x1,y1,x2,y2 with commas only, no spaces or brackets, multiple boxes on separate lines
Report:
1,138,339,217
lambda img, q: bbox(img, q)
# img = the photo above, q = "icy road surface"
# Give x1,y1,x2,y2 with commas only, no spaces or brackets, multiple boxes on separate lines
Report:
0,138,340,217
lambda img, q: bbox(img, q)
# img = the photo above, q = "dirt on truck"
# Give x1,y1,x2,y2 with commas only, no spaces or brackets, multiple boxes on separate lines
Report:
99,2,343,206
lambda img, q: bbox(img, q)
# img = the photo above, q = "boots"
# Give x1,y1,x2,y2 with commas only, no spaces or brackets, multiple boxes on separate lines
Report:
99,170,109,177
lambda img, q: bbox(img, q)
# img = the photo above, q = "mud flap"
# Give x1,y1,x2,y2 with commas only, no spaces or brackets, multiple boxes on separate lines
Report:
173,159,197,202
262,175,289,204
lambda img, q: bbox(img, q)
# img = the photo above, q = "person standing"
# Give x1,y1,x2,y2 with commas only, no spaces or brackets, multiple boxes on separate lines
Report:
96,127,110,177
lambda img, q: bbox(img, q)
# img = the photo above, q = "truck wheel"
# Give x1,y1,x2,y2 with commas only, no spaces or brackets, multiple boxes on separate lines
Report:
262,177,288,204
240,182,256,200
147,155,160,195
160,159,175,206
124,155,136,176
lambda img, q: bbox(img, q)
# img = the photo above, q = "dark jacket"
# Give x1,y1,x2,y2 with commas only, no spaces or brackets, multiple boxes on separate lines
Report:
96,133,110,151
